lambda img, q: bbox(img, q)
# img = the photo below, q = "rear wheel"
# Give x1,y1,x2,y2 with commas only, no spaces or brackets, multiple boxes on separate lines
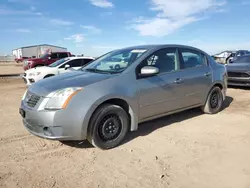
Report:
201,86,223,114
87,104,129,149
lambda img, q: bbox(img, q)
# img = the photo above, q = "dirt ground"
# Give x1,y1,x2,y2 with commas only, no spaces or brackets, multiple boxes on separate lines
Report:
0,78,250,188
0,64,23,75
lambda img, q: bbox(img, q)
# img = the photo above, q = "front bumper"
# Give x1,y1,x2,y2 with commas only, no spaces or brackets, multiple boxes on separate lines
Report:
22,117,70,140
22,76,35,86
227,77,250,87
19,98,86,141
23,64,30,71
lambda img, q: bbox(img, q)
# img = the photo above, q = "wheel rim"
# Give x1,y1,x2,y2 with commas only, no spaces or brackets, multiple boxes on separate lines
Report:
210,91,220,109
98,114,122,141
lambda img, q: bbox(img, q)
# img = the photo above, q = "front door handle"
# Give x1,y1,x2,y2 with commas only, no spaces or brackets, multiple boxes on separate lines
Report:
175,78,184,84
204,72,212,77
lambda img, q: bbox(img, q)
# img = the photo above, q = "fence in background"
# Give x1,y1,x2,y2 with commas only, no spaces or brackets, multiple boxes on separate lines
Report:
0,55,15,62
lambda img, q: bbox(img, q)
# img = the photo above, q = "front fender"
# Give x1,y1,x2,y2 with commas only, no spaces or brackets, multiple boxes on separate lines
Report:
81,94,139,139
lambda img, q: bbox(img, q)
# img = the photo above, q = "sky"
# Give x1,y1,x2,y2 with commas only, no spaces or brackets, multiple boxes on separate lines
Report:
0,0,250,56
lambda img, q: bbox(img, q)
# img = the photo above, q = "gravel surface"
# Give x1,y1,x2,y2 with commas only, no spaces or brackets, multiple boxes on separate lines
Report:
0,65,23,76
0,79,250,188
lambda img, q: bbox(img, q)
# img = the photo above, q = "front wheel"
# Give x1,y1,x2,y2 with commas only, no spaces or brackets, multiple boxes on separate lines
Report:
114,64,120,70
87,104,129,149
44,74,54,79
201,86,223,114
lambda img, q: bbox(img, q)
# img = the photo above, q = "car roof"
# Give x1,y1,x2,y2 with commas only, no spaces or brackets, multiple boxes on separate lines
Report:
50,51,69,53
64,56,95,60
117,44,208,54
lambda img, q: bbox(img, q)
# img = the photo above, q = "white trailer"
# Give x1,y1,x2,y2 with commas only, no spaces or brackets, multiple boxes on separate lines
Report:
12,49,22,59
12,44,67,59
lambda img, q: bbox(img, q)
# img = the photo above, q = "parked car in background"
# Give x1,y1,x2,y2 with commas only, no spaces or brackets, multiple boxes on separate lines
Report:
212,50,250,64
230,50,250,63
226,54,250,86
23,51,72,71
22,56,94,86
15,57,29,63
19,44,227,149
212,51,235,64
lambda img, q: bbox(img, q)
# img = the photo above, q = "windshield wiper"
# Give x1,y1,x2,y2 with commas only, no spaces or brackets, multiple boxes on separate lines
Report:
84,68,123,74
84,68,111,74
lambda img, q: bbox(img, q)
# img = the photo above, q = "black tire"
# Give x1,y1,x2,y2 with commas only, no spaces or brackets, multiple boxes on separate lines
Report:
201,86,223,114
44,74,54,79
114,64,120,70
87,104,129,149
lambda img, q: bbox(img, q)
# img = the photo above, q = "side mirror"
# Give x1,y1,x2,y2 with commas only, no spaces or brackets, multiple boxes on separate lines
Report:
65,64,70,70
140,66,159,77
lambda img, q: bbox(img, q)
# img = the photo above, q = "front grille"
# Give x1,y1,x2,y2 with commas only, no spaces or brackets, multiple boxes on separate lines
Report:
25,92,40,108
227,72,250,78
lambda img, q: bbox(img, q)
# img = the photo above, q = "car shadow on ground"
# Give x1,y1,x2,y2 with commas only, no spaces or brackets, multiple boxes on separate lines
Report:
61,96,233,149
228,85,250,90
221,96,233,110
122,96,234,146
60,140,93,148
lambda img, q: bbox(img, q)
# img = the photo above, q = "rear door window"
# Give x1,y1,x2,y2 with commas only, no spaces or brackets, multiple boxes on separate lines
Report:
179,48,207,69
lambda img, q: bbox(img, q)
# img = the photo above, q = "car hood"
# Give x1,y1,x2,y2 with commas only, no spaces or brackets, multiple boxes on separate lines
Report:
25,66,56,74
28,71,114,96
226,62,250,72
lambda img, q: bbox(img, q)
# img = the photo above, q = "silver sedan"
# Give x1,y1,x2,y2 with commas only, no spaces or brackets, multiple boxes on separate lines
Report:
19,44,228,149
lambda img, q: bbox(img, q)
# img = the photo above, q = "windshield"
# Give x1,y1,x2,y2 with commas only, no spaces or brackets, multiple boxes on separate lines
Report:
48,58,69,67
40,53,49,59
81,48,148,73
234,56,250,63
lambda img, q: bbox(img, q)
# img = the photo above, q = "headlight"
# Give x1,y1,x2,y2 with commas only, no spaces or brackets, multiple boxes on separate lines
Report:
45,87,82,110
29,72,41,76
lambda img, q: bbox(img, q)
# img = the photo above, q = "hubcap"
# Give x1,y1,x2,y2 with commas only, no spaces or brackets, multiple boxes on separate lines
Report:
98,114,122,141
210,91,219,109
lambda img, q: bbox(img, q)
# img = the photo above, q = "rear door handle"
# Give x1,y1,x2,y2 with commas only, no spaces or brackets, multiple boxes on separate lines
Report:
204,72,212,77
175,78,184,84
